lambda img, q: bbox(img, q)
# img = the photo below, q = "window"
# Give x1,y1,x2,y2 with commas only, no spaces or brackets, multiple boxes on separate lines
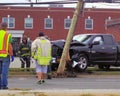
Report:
24,17,33,29
44,17,53,29
64,17,71,29
92,36,104,45
2,17,15,28
85,17,93,30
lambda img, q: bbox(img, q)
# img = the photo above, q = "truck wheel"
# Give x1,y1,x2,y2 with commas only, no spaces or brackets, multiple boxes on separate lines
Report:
75,54,88,72
98,65,110,70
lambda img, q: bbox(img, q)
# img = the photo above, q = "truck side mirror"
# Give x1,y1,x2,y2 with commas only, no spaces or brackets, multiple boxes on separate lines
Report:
92,41,100,45
89,41,100,48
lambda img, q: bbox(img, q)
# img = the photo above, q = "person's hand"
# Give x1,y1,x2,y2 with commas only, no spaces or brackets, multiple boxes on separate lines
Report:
11,55,14,62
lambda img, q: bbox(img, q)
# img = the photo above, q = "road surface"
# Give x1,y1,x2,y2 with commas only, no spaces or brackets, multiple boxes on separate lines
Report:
2,57,120,96
8,76,120,90
9,57,120,90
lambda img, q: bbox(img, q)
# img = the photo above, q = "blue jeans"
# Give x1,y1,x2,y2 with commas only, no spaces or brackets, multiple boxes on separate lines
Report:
0,56,10,89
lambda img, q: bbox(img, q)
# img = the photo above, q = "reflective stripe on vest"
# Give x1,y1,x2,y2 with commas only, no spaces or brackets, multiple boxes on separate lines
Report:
0,30,10,57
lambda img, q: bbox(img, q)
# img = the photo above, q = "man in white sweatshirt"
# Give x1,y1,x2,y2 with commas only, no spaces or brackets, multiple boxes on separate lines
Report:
31,32,52,84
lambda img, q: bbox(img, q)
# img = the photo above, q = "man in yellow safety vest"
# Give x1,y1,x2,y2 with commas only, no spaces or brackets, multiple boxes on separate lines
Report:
31,32,52,84
0,22,14,90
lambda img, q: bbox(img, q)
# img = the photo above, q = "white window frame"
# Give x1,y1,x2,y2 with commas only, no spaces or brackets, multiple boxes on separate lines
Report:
105,16,112,30
105,19,108,30
24,17,33,29
85,18,93,30
64,18,71,29
44,18,53,29
2,17,15,28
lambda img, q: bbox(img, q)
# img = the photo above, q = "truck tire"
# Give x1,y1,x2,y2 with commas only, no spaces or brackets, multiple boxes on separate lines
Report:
98,65,110,70
75,54,88,72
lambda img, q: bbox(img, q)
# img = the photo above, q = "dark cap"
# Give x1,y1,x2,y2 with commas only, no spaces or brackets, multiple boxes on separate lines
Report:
39,32,44,37
0,22,7,29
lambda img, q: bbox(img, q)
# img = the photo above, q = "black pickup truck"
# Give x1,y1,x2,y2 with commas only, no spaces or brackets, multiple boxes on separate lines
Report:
51,34,120,71
69,33,120,71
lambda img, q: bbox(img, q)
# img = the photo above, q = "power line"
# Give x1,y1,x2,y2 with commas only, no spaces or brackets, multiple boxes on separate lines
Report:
0,1,77,5
0,0,119,6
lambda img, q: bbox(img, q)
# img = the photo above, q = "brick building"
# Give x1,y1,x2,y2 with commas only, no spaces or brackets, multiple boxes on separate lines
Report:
0,5,120,43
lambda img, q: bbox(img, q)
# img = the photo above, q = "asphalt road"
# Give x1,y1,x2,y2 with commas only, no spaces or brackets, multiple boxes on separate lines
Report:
4,57,120,95
9,57,120,90
8,76,120,90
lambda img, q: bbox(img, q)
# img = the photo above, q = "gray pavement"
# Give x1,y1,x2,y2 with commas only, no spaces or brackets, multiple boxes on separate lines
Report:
1,76,119,96
8,77,120,90
10,57,35,68
3,58,120,96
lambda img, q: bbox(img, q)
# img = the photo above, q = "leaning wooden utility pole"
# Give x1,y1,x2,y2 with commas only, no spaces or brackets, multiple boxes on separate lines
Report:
57,0,84,74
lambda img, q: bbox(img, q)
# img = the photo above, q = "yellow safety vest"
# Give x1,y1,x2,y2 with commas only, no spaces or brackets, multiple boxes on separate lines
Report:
37,48,51,65
33,39,52,65
0,30,10,57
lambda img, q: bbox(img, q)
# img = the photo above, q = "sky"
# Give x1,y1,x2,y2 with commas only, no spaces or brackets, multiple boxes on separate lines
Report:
0,0,120,9
0,0,29,3
31,0,77,2
0,0,74,3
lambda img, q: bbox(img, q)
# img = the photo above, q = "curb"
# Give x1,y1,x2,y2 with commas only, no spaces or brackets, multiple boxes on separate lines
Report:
0,89,120,96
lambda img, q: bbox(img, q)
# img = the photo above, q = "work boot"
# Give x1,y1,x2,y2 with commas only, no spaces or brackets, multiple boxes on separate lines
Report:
47,74,52,79
42,80,45,83
37,80,42,84
2,87,9,90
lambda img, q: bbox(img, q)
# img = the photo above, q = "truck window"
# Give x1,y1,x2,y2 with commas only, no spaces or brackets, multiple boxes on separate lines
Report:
73,34,92,44
92,36,104,45
103,35,115,45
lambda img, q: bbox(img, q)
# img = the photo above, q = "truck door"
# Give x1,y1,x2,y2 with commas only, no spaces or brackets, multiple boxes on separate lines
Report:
90,35,117,64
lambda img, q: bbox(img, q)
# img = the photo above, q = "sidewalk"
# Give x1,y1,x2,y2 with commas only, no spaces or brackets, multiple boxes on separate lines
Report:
10,57,35,68
0,89,120,96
